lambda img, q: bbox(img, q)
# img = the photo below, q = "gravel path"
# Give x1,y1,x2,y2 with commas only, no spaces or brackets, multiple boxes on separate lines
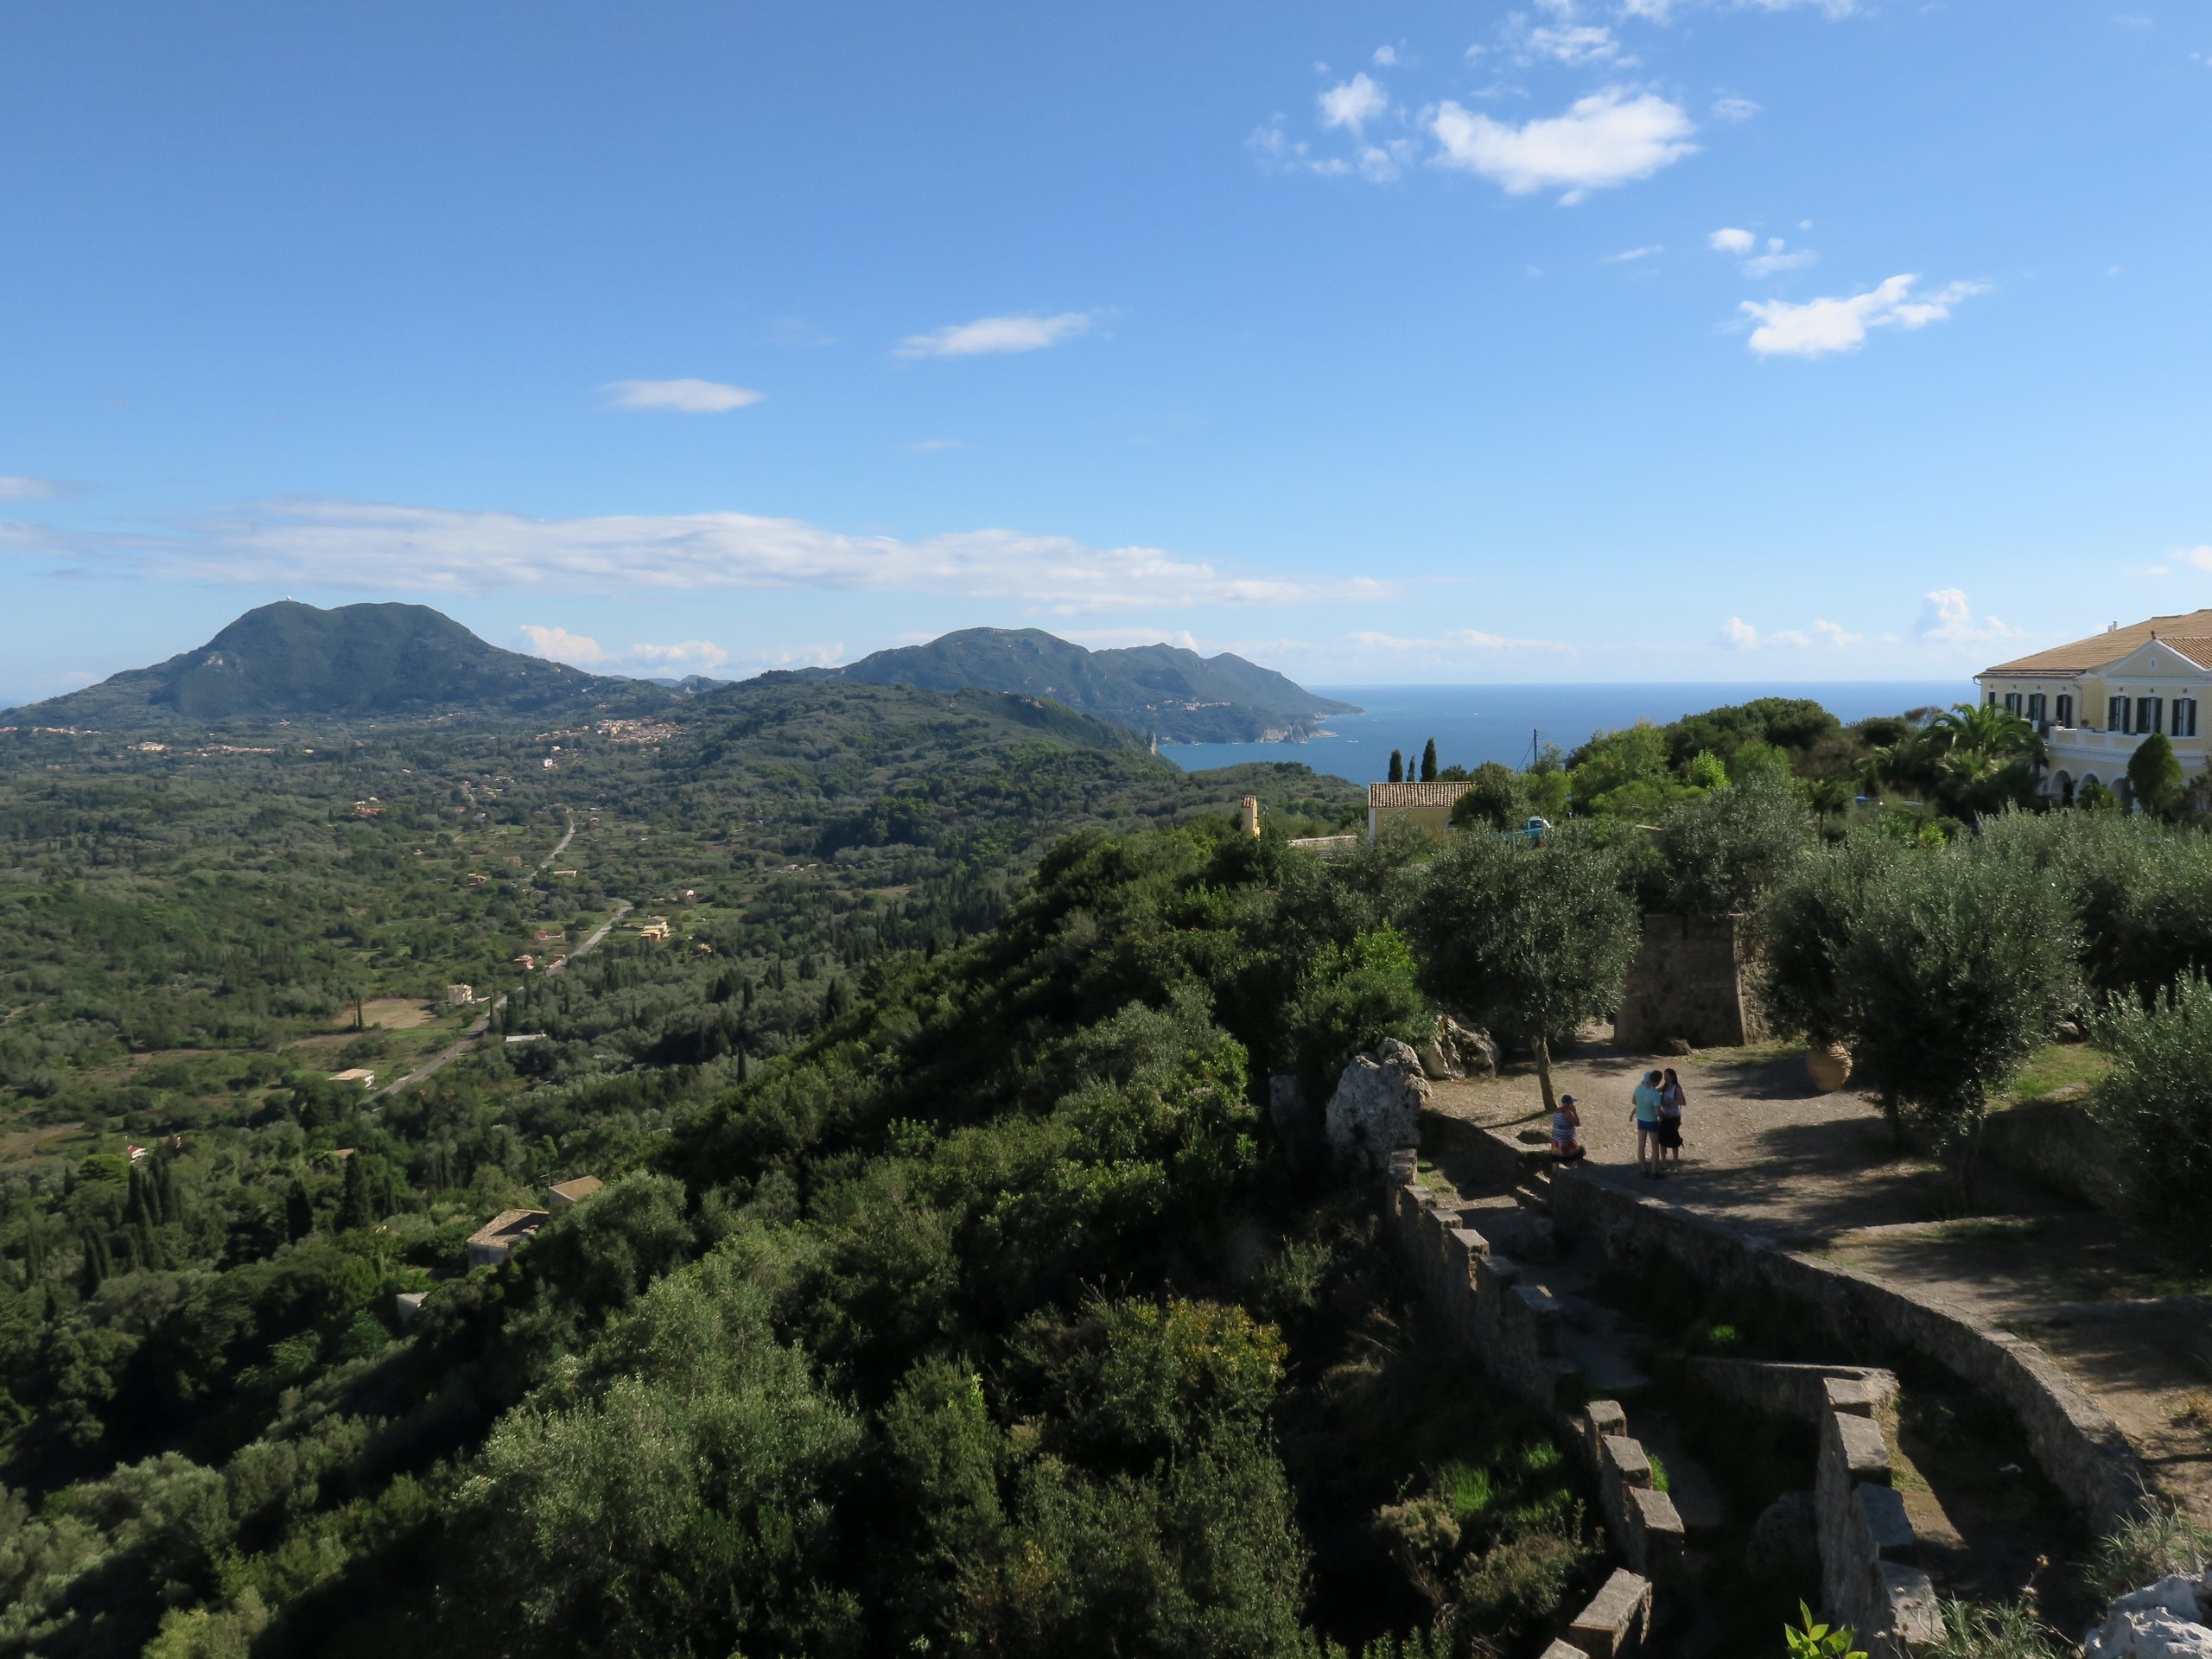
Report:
1427,1033,2212,1522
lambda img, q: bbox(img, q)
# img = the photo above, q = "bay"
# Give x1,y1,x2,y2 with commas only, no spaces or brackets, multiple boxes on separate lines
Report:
1160,681,1971,781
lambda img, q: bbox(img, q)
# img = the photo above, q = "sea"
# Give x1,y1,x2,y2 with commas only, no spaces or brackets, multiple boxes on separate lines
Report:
1157,682,1971,782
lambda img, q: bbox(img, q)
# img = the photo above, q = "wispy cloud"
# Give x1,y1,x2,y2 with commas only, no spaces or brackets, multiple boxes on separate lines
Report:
1602,245,1665,264
1372,44,1399,67
5,499,1395,615
1720,615,1869,650
602,378,766,413
907,438,965,453
1319,72,1389,134
1344,627,1576,654
896,312,1093,359
1518,22,1626,66
1915,588,2021,643
518,627,845,678
1742,239,1817,277
1742,275,1987,357
1710,97,1760,122
0,475,60,500
1430,88,1696,202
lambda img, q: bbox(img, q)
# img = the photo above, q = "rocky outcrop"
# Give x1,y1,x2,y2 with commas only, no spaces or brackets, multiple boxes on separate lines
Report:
1421,1016,1498,1081
1326,1040,1429,1173
2083,1576,2212,1657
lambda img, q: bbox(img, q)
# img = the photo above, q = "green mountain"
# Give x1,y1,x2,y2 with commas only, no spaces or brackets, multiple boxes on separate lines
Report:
5,601,662,725
809,626,1360,744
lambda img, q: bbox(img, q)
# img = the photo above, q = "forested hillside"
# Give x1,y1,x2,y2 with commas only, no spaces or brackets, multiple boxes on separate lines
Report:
813,626,1361,743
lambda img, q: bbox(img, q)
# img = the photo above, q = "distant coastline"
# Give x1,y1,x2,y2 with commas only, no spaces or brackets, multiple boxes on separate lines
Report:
1157,680,1969,780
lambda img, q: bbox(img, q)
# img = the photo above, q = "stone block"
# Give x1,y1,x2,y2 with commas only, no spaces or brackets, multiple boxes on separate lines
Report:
1539,1643,1587,1659
1851,1484,1917,1562
1823,1375,1879,1418
1627,1484,1687,1580
1567,1568,1652,1659
1603,1435,1652,1488
1584,1401,1627,1465
1828,1410,1892,1486
1876,1563,1942,1657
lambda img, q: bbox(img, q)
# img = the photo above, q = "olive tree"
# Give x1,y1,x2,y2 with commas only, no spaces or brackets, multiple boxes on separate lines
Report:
1757,829,1911,1047
1656,771,1819,919
1408,826,1640,1112
1834,846,2079,1194
2092,972,2212,1246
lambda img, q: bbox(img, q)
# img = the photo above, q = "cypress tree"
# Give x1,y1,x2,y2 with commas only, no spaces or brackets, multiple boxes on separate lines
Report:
286,1179,315,1241
337,1154,373,1233
1421,738,1439,782
1389,749,1404,783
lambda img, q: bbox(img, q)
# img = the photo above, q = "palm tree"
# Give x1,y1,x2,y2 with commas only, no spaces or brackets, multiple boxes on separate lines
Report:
1863,702,2044,821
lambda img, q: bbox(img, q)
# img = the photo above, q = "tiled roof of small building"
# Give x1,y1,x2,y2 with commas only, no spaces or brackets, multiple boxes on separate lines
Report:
1367,782,1478,807
1982,610,2212,675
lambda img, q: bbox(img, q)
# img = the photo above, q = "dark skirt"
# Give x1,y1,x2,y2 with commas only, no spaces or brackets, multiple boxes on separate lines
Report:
1658,1117,1682,1149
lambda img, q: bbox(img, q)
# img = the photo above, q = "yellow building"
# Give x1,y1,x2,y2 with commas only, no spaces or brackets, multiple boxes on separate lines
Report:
1977,609,2212,806
1365,781,1476,839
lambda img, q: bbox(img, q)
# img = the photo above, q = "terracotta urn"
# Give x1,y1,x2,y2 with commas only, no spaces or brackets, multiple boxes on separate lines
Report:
1805,1041,1853,1093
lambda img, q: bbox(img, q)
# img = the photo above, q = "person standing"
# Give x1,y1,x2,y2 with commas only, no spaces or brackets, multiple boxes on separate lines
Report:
1632,1070,1665,1178
1658,1066,1687,1170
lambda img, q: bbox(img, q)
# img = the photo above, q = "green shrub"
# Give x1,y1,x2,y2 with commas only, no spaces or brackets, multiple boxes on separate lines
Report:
2092,974,2212,1242
1925,1599,2069,1659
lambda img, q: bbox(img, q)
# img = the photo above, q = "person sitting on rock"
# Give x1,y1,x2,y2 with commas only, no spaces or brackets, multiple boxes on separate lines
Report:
1632,1071,1666,1178
1550,1093,1586,1166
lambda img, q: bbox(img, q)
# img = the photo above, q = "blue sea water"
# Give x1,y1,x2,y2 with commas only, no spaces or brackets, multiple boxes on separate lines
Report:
1159,682,1972,783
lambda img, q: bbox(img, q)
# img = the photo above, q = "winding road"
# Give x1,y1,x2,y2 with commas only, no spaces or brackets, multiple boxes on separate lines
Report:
377,810,626,1097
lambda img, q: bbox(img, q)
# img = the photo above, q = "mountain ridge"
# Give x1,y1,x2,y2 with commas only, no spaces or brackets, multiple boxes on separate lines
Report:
807,626,1358,744
5,601,670,725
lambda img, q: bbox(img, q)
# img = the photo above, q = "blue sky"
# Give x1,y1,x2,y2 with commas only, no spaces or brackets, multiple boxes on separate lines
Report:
2,0,2209,704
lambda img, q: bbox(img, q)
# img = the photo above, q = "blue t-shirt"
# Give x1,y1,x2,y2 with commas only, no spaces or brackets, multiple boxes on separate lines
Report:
1632,1083,1663,1125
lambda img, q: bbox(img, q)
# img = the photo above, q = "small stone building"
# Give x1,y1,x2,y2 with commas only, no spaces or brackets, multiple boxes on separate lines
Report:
465,1209,547,1268
1365,781,1476,839
547,1175,603,1212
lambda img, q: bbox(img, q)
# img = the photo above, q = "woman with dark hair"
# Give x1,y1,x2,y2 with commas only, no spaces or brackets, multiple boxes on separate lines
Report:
1658,1066,1687,1170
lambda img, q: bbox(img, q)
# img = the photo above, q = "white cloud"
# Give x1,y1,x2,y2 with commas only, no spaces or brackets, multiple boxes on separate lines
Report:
895,312,1093,359
1708,226,1757,255
10,498,1395,615
1711,97,1760,122
1742,275,1988,357
1344,627,1575,654
519,625,610,666
1742,241,1818,277
602,378,766,413
1602,245,1664,263
1719,615,1866,651
1430,87,1696,201
1372,44,1399,66
0,475,60,499
1319,73,1389,133
1915,588,2021,643
1521,22,1624,64
2177,546,2212,571
908,438,965,453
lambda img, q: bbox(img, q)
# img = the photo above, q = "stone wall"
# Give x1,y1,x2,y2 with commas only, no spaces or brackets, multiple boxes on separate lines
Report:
1612,913,1767,1050
1978,1096,2129,1212
1544,1163,2155,1533
1383,1154,1688,1590
1683,1357,1897,1425
1813,1377,1941,1658
1544,1568,1654,1659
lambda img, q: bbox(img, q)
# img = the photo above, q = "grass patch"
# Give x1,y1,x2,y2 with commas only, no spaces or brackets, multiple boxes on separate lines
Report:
1993,1042,2112,1108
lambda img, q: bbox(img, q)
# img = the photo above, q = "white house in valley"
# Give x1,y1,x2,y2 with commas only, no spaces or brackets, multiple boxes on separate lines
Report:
1976,610,2212,807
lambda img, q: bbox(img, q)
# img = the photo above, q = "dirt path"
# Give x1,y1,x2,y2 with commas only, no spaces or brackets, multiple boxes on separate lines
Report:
1427,1035,2212,1524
